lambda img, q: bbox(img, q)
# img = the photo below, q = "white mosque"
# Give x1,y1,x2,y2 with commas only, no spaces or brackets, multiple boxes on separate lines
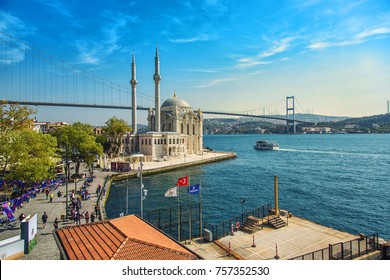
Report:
126,47,203,161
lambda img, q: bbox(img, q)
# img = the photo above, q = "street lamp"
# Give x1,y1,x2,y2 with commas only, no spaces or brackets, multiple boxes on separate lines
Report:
126,179,129,216
240,198,245,224
65,157,70,220
137,160,147,219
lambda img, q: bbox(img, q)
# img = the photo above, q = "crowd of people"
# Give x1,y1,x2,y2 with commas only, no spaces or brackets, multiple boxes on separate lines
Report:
1,171,104,232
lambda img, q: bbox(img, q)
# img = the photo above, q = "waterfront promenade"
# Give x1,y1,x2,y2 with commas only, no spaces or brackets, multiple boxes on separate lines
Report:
0,151,234,260
0,165,112,260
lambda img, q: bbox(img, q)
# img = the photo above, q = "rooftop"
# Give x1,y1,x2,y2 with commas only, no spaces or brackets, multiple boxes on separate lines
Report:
55,214,200,260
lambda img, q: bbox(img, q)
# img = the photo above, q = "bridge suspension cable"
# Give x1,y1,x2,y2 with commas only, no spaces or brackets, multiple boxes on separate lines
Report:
1,32,314,127
0,31,157,108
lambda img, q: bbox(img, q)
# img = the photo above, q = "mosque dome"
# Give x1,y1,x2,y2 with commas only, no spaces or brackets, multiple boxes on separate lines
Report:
161,92,191,108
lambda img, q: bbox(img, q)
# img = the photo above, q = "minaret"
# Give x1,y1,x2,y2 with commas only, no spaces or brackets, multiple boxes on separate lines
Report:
153,46,161,132
130,54,137,134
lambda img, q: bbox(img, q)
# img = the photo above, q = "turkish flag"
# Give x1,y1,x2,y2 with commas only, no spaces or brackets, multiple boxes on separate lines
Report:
176,176,189,187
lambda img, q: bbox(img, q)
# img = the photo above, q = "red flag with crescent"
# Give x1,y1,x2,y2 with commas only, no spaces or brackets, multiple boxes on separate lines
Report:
176,176,189,187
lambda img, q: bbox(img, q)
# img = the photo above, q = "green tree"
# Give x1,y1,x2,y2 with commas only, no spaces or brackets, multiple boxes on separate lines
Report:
0,102,58,181
5,130,58,181
96,134,111,154
103,117,131,157
0,101,36,135
52,122,103,178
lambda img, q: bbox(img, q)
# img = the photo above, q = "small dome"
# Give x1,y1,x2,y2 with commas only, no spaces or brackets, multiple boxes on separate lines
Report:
161,92,191,108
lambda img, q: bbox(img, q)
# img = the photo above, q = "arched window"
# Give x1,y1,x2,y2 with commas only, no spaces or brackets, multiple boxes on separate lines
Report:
187,124,190,135
193,124,195,135
181,123,184,134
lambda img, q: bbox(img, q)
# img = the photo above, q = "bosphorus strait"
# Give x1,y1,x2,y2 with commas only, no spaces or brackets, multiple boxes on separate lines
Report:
106,133,390,240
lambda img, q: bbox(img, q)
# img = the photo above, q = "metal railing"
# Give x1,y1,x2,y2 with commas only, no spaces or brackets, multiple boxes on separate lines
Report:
95,174,111,221
290,233,380,260
203,202,272,241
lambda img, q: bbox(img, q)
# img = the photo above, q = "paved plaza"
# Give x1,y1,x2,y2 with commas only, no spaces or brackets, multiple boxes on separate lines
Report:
0,165,111,260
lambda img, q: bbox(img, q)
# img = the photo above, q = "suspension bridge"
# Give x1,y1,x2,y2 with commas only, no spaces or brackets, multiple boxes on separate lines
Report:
0,32,314,132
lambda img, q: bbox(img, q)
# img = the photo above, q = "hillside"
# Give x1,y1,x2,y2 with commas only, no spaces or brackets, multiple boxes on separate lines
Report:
316,113,390,133
203,113,390,134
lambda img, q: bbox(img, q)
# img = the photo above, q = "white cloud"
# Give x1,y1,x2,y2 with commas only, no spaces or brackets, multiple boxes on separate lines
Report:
169,34,216,43
308,26,390,50
181,69,220,73
235,37,294,69
235,58,271,69
201,0,228,17
356,27,390,40
37,0,73,17
0,11,35,35
176,0,193,9
196,76,245,88
76,12,138,64
259,37,295,58
0,12,33,64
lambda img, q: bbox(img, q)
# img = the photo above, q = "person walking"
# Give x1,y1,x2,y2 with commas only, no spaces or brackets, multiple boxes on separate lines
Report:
90,212,95,223
42,212,48,228
53,218,59,231
96,185,101,197
57,190,62,202
45,189,49,199
75,211,81,226
49,192,54,203
84,211,90,224
18,213,26,222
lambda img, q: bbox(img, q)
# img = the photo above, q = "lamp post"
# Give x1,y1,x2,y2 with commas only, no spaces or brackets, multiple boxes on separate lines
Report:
126,179,129,216
137,160,147,219
65,157,70,220
240,198,245,224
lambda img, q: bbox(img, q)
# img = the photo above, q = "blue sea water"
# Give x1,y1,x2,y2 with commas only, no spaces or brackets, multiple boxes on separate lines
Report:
106,134,390,240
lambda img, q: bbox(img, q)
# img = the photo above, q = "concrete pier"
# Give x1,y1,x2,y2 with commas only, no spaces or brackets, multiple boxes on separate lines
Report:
111,151,236,181
185,214,384,260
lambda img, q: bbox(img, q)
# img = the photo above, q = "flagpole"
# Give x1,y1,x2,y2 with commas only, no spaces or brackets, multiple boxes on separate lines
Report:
188,172,192,244
200,181,203,238
178,185,180,242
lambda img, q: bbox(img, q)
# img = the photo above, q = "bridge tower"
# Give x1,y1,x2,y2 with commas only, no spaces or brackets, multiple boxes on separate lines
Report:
153,46,161,132
286,96,296,134
130,54,138,134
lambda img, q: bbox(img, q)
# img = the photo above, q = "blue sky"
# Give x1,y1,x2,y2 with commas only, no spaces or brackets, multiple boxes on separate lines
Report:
1,0,390,125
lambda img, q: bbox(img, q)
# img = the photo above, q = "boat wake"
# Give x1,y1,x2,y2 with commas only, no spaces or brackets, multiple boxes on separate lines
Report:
278,148,387,158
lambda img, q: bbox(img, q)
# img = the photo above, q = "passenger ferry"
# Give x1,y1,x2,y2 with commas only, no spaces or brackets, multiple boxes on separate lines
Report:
254,140,279,150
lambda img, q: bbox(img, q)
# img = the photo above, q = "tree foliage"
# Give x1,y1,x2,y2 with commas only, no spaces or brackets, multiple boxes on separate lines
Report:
0,102,58,181
52,122,103,176
0,101,36,136
4,130,58,181
103,117,131,157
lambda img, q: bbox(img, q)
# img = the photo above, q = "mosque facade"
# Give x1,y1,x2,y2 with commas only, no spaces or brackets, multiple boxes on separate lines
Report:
127,48,203,161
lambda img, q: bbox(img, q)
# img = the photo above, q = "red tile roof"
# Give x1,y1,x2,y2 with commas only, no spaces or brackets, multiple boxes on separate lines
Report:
55,214,199,260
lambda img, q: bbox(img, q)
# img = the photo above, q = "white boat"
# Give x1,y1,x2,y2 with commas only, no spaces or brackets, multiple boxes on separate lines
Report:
254,140,279,150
